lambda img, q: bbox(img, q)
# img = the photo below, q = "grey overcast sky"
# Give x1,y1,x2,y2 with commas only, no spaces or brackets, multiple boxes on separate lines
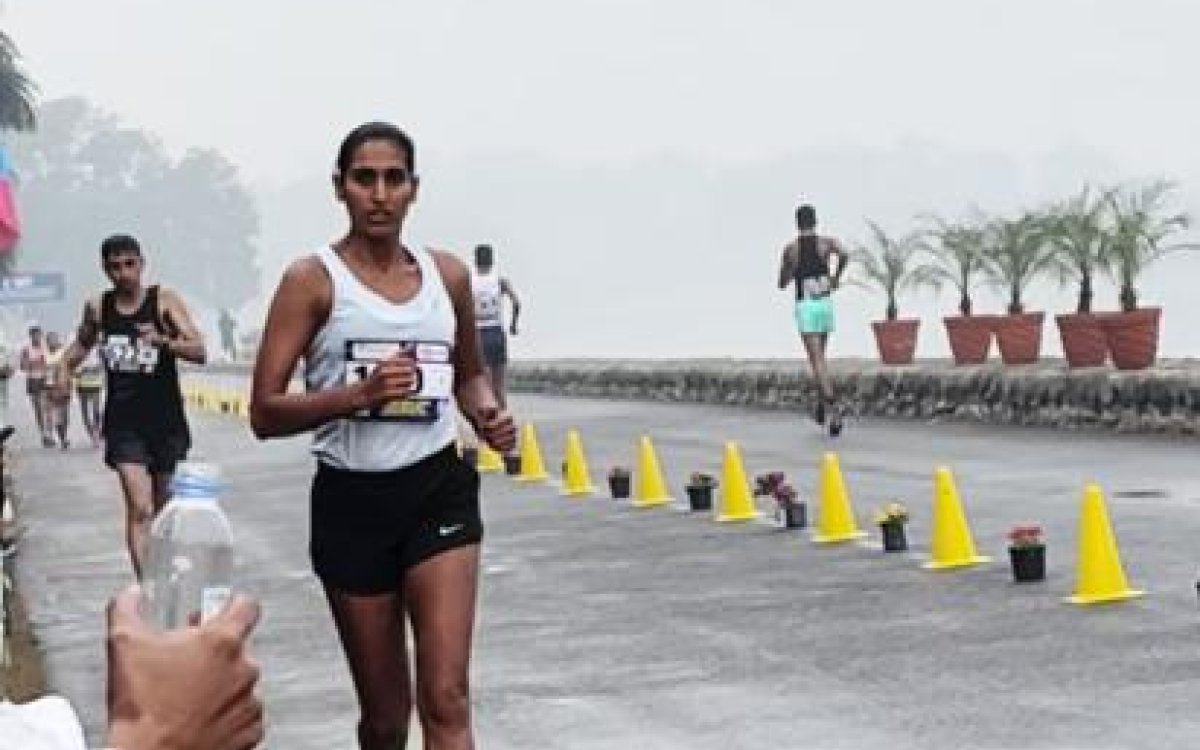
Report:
6,0,1200,358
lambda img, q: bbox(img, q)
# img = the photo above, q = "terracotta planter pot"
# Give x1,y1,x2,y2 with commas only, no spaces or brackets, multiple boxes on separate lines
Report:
943,315,994,365
1099,307,1161,371
994,312,1044,365
1055,313,1108,368
871,318,919,366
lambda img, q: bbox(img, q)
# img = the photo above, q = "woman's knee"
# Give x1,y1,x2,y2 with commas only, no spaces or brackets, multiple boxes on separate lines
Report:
417,677,470,730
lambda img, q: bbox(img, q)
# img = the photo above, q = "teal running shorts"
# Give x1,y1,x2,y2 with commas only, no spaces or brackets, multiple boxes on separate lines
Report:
795,297,835,335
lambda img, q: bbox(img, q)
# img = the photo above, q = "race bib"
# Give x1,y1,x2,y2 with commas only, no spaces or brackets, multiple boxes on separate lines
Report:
102,334,160,374
344,339,453,423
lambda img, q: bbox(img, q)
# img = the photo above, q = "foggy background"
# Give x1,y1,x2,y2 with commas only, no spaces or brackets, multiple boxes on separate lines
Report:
5,0,1200,359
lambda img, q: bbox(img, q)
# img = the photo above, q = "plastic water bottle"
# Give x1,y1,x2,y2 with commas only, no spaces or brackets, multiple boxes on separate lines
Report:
143,461,235,629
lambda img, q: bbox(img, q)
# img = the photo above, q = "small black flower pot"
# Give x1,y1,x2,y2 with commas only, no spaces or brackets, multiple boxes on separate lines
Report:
461,448,478,468
777,502,807,529
686,485,714,512
880,523,908,552
504,455,522,476
1009,545,1045,583
608,475,631,499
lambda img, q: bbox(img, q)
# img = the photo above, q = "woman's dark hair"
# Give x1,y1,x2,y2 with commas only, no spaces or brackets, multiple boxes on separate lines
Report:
334,121,415,177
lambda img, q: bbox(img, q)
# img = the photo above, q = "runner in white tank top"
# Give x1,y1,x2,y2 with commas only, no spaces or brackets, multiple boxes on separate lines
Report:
249,122,517,750
469,243,521,408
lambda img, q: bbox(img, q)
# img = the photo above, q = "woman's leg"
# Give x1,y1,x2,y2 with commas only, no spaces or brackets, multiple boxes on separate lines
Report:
406,545,481,750
323,587,414,750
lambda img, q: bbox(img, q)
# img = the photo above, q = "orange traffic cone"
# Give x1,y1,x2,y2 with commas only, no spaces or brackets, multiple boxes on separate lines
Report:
1066,483,1144,605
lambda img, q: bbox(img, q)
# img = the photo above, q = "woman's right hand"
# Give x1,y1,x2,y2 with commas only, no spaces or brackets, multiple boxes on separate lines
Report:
354,354,419,409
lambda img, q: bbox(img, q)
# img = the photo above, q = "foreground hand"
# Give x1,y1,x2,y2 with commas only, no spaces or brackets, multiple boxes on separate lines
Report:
356,354,419,409
106,585,264,750
476,408,517,454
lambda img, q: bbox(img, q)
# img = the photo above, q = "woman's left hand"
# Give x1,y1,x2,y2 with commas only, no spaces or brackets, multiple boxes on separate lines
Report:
476,408,517,454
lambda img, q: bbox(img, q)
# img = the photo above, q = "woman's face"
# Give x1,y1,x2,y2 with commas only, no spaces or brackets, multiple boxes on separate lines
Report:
336,139,418,241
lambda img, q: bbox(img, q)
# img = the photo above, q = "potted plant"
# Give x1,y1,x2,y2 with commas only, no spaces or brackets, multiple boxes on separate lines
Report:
873,501,909,552
504,453,522,476
856,220,934,366
754,472,805,528
920,214,994,364
461,444,479,469
1099,180,1196,370
753,471,787,499
1042,187,1111,368
607,466,631,499
1007,524,1046,583
772,482,806,529
982,214,1056,365
685,471,717,512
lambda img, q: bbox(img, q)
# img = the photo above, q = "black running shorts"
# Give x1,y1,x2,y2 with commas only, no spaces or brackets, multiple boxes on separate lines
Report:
478,326,508,367
104,427,190,475
310,444,483,595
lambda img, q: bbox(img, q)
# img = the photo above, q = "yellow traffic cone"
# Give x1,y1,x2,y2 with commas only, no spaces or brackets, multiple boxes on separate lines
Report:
515,423,550,482
924,467,990,570
812,453,867,543
477,444,504,473
561,429,596,497
716,442,759,522
633,436,673,508
1067,483,1144,605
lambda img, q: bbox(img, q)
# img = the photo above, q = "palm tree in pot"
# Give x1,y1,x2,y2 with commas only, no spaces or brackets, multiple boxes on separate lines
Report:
982,213,1056,365
855,220,935,366
1041,187,1112,368
919,214,994,365
1099,180,1196,370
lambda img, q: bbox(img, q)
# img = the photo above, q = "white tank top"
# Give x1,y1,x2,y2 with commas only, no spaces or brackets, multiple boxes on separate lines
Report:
306,245,457,472
471,270,503,329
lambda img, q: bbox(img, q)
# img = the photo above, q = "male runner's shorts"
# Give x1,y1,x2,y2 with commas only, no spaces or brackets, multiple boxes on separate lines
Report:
25,377,45,396
795,297,836,335
310,443,483,595
105,428,190,475
478,326,508,367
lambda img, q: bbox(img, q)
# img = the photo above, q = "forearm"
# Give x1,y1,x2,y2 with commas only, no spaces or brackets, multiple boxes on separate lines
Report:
250,384,362,439
168,337,206,365
455,373,501,424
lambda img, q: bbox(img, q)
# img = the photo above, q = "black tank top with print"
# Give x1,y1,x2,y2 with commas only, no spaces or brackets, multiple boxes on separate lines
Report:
99,285,188,436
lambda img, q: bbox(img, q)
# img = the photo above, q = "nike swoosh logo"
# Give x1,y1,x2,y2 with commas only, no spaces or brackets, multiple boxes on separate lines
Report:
438,524,465,537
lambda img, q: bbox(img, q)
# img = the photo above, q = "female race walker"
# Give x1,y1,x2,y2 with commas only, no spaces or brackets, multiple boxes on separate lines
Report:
251,121,517,750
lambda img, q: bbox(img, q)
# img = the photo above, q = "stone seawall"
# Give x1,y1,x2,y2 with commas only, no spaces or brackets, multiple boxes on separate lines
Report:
202,358,1200,435
505,358,1200,436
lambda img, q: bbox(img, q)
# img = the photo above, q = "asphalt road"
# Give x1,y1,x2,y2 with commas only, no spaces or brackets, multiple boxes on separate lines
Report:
11,385,1200,749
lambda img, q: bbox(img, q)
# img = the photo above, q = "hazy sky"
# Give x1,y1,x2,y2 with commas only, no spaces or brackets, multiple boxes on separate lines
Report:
6,0,1200,358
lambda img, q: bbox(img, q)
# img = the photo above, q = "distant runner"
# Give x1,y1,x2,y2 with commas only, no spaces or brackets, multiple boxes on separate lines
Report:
777,203,848,436
75,345,104,447
56,234,207,577
42,331,70,449
470,243,521,408
18,324,50,446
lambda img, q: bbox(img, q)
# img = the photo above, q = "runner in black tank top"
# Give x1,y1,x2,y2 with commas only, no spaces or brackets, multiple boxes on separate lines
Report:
56,234,208,578
100,285,189,444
